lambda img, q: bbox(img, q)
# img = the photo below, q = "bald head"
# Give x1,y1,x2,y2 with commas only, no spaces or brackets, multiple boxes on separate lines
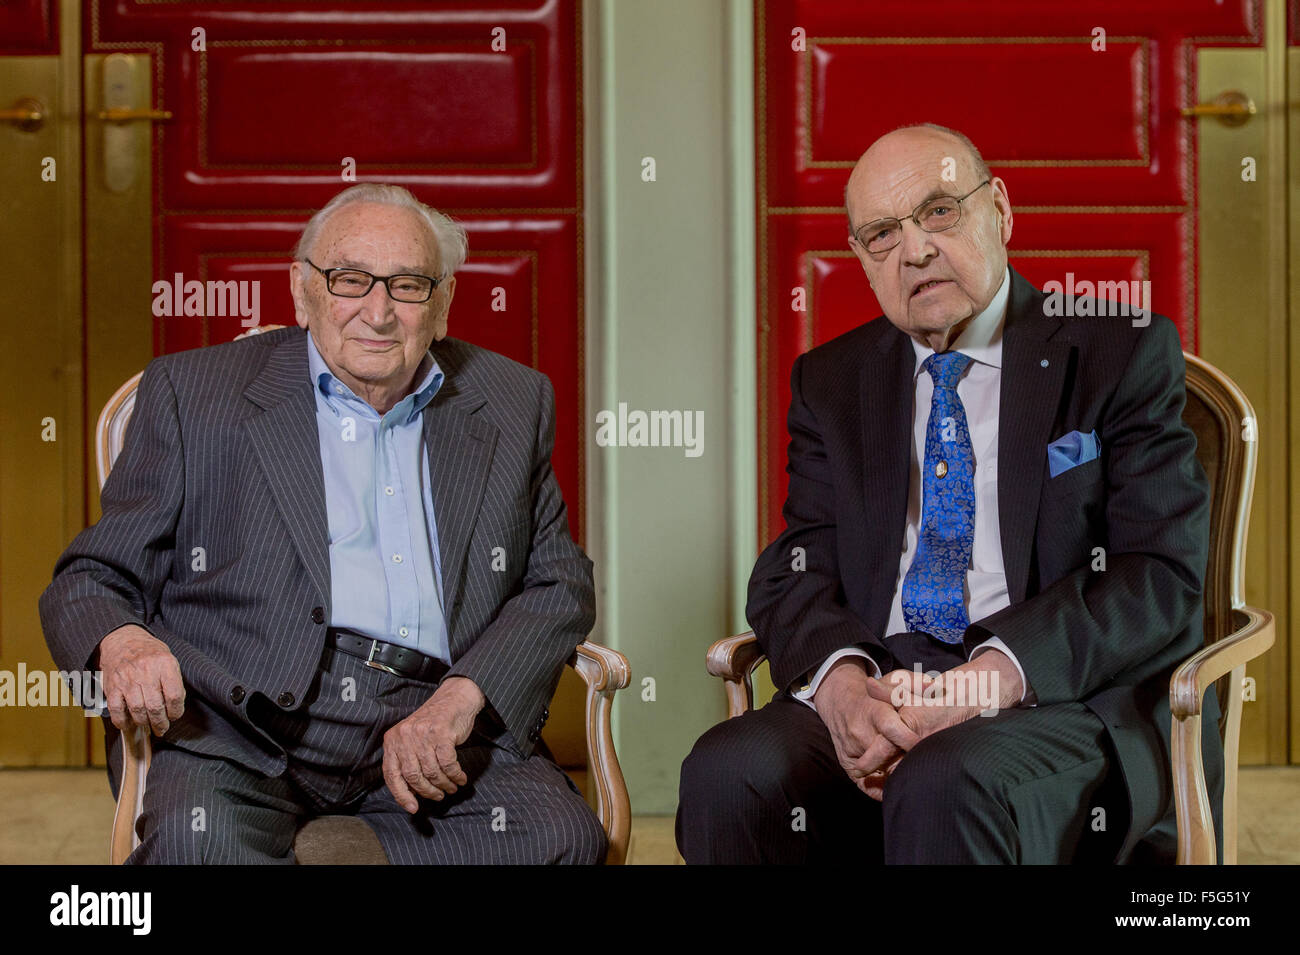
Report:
844,124,1013,352
846,124,989,231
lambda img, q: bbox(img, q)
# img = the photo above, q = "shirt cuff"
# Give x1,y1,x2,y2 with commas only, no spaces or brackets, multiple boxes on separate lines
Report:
791,648,882,710
969,635,1036,706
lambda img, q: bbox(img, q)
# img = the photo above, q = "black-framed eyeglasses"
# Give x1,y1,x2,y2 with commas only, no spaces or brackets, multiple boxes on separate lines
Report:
852,180,992,254
304,259,444,303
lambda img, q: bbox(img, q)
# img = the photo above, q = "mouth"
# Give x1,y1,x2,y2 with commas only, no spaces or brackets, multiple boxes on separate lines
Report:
354,338,397,349
911,279,952,298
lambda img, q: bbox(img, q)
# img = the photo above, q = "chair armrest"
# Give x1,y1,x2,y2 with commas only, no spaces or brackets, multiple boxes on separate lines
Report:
571,640,631,692
1169,606,1275,865
569,640,632,865
706,631,765,719
110,726,152,865
1170,607,1274,719
706,630,763,680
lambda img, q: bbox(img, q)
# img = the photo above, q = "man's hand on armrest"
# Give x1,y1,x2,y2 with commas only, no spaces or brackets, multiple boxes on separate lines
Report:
812,658,920,802
382,676,486,814
97,624,186,736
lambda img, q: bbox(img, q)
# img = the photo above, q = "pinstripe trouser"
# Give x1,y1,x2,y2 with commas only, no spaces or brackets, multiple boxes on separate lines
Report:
127,644,606,864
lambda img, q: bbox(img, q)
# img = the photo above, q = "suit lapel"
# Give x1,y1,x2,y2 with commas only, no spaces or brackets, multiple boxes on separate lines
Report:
242,330,332,611
997,268,1071,604
860,326,916,634
425,342,498,656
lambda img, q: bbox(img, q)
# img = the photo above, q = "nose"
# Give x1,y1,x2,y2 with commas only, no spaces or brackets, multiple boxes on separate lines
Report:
898,218,938,267
356,279,396,325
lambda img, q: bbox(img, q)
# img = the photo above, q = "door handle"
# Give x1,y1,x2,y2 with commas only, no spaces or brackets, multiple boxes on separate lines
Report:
1180,90,1256,127
95,107,173,123
0,97,48,132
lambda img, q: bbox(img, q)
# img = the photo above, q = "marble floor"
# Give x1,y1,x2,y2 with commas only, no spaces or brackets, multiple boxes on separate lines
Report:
1,767,1295,865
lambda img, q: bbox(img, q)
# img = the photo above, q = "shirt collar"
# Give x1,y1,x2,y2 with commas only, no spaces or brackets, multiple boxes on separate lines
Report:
306,328,444,424
908,264,1010,376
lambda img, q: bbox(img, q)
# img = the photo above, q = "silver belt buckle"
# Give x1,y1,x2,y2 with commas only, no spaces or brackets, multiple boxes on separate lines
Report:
365,639,402,676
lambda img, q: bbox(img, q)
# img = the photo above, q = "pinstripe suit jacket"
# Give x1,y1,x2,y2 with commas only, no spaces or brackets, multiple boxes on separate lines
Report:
39,326,595,783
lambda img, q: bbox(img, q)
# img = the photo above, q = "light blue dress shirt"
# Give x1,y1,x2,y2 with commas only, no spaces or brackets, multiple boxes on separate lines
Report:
306,330,451,662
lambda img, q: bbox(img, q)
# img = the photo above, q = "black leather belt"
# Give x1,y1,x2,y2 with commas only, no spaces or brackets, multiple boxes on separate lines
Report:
326,629,446,682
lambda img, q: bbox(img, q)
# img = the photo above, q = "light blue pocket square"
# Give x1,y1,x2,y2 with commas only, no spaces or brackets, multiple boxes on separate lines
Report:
1047,429,1101,478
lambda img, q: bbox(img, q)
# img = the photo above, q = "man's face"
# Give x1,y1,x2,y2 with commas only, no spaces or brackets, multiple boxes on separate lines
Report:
846,129,1012,348
289,201,456,398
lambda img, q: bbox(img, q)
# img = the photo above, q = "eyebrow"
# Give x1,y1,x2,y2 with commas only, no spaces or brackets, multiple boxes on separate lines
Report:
861,186,958,224
333,259,432,275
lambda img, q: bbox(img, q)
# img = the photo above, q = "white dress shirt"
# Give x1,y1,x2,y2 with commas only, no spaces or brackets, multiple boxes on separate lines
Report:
793,267,1033,708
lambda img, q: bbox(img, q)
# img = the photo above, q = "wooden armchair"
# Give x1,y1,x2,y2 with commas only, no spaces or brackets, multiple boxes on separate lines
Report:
99,325,631,865
708,352,1273,866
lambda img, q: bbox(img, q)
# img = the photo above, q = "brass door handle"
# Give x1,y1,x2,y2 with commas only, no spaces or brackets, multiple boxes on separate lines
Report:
95,107,173,123
1180,90,1256,127
1,97,48,132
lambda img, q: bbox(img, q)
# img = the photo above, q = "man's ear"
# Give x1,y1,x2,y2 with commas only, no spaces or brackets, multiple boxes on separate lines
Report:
289,261,311,329
990,176,1013,247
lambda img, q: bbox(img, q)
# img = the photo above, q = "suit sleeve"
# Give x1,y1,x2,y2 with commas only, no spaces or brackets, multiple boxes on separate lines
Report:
39,360,184,673
965,317,1210,703
746,353,893,692
445,373,595,757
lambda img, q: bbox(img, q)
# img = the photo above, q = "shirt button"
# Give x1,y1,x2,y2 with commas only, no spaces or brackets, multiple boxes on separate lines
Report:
392,554,403,563
385,486,394,496
399,627,409,637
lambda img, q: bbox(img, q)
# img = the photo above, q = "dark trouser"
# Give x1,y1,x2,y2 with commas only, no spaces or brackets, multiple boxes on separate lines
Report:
127,643,606,864
676,633,1130,864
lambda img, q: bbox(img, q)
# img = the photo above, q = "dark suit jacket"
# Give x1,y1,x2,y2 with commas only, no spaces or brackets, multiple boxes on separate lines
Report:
40,326,594,786
747,266,1222,862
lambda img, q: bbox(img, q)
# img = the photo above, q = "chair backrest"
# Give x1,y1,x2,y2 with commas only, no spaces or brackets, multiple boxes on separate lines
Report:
96,326,285,487
1180,352,1258,739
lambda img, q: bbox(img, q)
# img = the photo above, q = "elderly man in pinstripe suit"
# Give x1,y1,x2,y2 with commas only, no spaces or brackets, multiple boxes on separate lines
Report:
40,184,605,864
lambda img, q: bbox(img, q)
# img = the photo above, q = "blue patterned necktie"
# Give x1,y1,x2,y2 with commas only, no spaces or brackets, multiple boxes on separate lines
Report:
901,351,975,644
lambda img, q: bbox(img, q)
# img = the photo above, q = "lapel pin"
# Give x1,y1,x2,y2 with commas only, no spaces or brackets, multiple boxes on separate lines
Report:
1040,359,1049,368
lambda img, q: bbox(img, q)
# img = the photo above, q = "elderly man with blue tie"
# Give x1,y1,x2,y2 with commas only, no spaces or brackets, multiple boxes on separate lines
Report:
677,123,1225,865
40,183,605,864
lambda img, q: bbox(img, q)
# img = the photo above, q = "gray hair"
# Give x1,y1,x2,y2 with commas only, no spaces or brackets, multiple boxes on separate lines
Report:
294,183,468,276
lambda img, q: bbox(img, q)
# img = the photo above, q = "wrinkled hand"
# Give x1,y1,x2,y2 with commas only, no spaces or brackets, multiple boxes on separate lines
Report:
891,670,984,743
868,652,1024,790
813,659,920,801
97,624,186,736
383,676,485,813
854,668,938,799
